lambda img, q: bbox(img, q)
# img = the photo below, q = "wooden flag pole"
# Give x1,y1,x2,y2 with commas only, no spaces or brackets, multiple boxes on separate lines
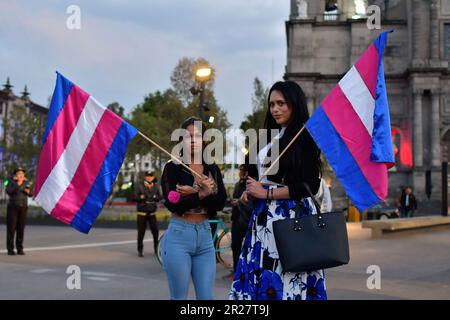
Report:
259,125,306,182
138,125,306,186
137,131,205,180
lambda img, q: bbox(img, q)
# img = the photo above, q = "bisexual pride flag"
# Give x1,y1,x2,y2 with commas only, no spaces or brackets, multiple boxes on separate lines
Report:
35,72,137,233
306,31,395,211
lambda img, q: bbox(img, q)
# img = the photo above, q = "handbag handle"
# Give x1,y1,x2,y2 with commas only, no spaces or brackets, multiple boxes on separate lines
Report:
295,182,326,228
302,182,322,213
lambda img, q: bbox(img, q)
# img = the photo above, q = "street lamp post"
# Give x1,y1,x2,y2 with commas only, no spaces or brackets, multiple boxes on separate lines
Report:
198,80,206,121
192,66,212,122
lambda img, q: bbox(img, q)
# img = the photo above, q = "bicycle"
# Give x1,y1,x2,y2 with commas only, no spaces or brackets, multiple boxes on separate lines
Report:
156,216,233,270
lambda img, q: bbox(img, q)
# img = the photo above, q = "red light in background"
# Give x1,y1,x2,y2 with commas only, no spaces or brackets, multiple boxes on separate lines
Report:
392,127,413,169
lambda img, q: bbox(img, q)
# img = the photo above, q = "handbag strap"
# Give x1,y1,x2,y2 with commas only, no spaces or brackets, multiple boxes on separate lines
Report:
295,182,327,228
301,182,322,214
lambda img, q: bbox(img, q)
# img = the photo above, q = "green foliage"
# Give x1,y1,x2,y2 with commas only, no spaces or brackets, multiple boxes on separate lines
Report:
240,77,268,132
1,104,46,181
170,57,216,106
128,57,231,166
107,102,125,118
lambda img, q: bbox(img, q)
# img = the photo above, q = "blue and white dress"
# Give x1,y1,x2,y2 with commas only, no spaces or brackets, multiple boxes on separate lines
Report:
229,128,327,300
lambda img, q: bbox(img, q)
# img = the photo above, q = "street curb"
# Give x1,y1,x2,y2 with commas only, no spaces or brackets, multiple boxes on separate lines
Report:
0,216,169,230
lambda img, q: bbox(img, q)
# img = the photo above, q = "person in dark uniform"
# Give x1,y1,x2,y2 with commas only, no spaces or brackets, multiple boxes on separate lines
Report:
135,171,161,257
6,167,33,256
230,164,252,275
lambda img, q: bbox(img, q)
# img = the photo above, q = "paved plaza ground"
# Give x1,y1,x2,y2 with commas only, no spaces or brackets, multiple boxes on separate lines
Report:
0,223,449,300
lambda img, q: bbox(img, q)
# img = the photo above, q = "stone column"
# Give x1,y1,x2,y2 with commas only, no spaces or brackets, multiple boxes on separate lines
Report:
412,0,429,60
430,0,440,60
290,0,299,20
413,90,424,167
431,89,442,167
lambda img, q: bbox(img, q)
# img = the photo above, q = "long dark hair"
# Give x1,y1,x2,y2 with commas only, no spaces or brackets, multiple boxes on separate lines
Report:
263,81,322,179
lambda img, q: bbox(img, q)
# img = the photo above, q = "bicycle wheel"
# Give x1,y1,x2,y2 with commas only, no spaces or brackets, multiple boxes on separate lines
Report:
156,233,164,266
216,230,233,270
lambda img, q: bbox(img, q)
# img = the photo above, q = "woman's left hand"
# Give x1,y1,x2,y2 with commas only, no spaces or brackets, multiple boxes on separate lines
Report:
246,177,266,199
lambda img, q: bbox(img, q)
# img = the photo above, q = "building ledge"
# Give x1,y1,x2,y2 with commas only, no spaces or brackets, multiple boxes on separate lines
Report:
284,72,407,80
286,18,408,27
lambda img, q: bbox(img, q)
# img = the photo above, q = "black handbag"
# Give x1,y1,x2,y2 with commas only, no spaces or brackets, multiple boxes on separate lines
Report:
272,183,350,273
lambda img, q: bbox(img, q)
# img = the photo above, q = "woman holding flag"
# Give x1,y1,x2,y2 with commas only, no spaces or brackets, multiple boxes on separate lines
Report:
160,116,227,300
229,81,327,300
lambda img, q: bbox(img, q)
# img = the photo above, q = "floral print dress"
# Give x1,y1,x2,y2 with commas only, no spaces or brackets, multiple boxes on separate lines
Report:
229,187,327,300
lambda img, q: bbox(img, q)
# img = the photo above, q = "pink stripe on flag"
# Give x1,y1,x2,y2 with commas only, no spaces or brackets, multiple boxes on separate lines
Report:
35,85,89,197
321,85,387,200
354,43,379,99
50,110,123,224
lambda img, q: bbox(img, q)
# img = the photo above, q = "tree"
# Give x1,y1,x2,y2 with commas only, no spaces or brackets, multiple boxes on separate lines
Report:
240,77,268,132
107,102,125,118
170,57,216,106
1,104,45,181
127,57,231,173
127,89,189,168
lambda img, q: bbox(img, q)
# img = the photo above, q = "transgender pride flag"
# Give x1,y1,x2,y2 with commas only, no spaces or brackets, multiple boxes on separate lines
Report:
35,72,137,233
306,31,394,211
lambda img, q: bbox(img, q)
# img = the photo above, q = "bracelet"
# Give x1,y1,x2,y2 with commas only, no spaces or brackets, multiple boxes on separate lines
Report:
266,188,270,200
271,188,274,200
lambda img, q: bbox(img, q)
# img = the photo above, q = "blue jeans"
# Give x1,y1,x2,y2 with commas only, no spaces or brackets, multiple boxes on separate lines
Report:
161,218,216,300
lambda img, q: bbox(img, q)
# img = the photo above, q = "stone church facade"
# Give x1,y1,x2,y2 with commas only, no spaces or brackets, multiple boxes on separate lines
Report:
285,0,450,213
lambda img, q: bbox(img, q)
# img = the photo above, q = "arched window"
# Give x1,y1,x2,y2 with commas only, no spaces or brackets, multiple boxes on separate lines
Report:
324,0,339,20
353,0,368,18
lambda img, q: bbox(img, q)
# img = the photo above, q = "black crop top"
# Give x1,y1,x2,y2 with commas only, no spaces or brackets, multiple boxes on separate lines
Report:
161,160,227,218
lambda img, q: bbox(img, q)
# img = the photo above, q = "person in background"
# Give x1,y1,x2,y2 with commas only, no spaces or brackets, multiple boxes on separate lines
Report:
398,186,417,218
230,164,252,277
135,171,161,257
316,178,332,213
6,168,33,256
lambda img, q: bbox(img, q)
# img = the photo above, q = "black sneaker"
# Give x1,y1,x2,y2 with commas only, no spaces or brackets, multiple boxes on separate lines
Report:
17,251,25,255
7,251,15,256
138,251,144,258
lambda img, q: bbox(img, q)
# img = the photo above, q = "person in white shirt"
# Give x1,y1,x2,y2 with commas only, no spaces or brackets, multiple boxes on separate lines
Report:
315,178,332,213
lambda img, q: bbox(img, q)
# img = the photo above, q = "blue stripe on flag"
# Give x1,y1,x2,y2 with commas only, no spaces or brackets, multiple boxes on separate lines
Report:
306,107,381,211
371,60,394,164
70,121,138,234
371,31,394,165
42,72,73,145
373,30,392,60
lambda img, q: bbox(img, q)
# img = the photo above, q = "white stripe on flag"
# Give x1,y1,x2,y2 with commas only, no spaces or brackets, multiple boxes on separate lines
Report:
36,97,106,214
338,66,375,136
